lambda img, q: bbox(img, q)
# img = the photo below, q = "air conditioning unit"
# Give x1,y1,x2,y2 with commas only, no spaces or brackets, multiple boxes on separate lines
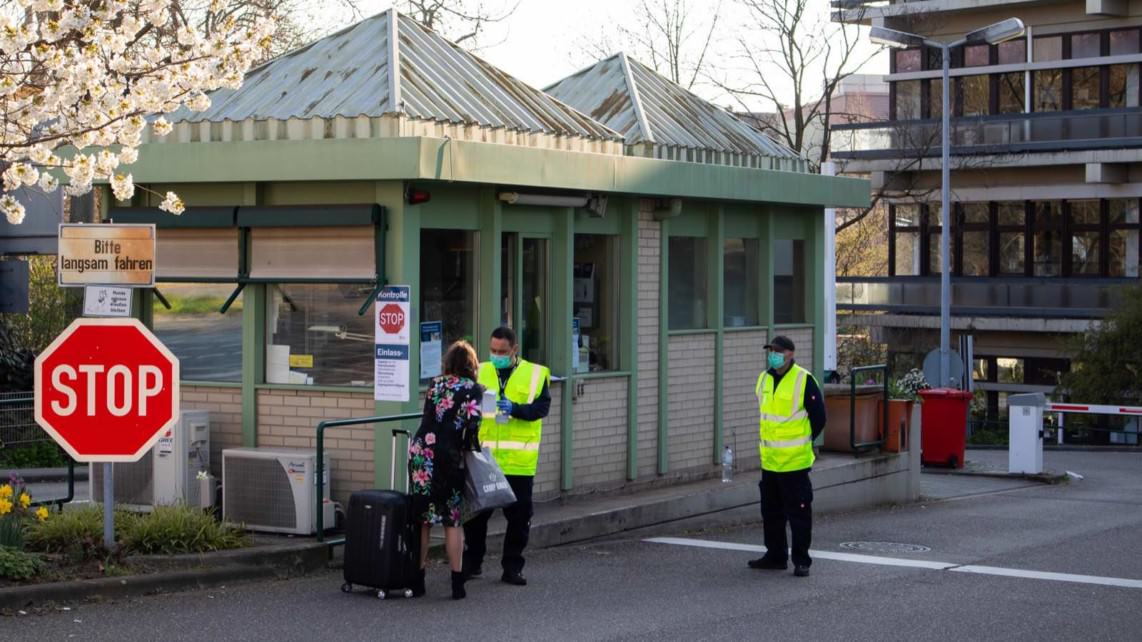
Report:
89,410,211,510
222,447,333,535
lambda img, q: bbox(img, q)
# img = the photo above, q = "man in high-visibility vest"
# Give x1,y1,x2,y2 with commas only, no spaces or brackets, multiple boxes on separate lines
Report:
463,326,551,586
747,335,826,578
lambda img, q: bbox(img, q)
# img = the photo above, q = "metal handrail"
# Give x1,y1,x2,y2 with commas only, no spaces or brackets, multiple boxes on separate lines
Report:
314,412,421,543
850,364,889,452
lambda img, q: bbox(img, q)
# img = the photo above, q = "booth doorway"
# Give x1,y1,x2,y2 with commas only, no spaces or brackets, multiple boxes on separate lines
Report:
502,232,549,365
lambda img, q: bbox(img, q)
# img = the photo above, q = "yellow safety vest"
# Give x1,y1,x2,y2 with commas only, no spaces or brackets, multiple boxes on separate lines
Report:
477,359,549,477
755,363,816,472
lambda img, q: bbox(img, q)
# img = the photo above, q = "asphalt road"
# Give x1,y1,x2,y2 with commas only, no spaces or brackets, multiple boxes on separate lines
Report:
5,450,1142,641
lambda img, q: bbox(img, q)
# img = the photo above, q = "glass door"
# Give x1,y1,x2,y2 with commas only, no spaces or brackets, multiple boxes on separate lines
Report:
500,232,549,365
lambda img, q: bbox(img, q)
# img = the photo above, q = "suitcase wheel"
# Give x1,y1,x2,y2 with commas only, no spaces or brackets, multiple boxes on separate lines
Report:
402,589,413,598
377,590,387,600
341,583,352,593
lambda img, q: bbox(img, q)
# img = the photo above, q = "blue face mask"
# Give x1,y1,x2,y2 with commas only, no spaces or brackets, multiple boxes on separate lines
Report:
767,351,785,370
490,354,512,369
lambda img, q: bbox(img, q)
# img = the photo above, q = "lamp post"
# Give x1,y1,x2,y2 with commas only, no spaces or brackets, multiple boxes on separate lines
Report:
869,18,1025,388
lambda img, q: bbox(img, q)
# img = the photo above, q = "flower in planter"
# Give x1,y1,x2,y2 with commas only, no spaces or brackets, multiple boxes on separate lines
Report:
892,369,932,402
0,484,11,499
0,496,11,515
35,507,49,522
19,492,30,509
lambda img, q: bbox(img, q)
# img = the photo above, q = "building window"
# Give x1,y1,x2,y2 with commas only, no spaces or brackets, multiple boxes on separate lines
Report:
997,72,1025,113
574,234,620,372
961,203,990,276
964,44,990,67
1032,201,1063,277
1033,36,1063,62
266,284,374,387
927,203,945,275
1034,69,1063,111
1109,199,1141,277
1069,200,1101,276
1071,67,1101,110
1108,64,1140,108
997,202,1026,275
420,229,478,348
893,80,922,120
997,39,1026,65
997,357,1024,385
960,75,990,116
153,283,242,382
724,238,760,328
1110,29,1140,56
668,236,709,330
1071,32,1102,59
929,78,945,119
892,204,921,276
773,239,806,325
894,48,921,73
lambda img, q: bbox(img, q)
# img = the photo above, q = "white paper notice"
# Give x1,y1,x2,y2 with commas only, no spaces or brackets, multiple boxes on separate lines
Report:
420,321,442,380
375,285,411,402
82,286,132,317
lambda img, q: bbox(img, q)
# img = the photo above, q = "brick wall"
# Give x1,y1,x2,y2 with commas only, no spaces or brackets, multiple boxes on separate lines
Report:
723,330,766,471
781,326,814,373
667,333,716,473
571,376,629,489
181,385,243,478
636,202,660,479
534,381,563,499
255,388,375,506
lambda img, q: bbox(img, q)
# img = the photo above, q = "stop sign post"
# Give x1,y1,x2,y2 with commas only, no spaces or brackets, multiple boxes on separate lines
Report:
34,317,179,549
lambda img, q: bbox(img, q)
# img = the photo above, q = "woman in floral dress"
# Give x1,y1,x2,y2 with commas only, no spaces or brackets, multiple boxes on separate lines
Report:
408,340,483,599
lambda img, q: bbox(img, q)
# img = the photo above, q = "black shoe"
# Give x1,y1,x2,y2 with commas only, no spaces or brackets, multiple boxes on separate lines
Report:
793,565,810,577
411,568,426,597
451,571,467,600
501,571,528,586
462,564,482,579
748,557,788,570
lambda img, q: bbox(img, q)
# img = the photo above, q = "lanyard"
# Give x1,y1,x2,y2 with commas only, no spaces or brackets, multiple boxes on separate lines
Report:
497,366,514,399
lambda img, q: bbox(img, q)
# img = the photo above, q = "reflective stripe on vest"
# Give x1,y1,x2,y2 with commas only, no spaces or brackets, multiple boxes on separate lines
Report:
477,359,548,476
756,364,816,472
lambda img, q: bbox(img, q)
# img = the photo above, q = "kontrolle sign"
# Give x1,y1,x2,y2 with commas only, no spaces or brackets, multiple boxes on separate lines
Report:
58,224,155,287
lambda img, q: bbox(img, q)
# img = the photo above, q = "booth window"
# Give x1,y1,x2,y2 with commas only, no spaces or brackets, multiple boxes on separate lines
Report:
773,240,806,325
574,234,620,372
420,229,478,348
723,238,760,327
266,284,374,387
153,283,242,382
668,237,709,330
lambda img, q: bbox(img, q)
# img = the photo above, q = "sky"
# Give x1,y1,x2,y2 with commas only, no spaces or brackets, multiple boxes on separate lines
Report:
312,0,886,113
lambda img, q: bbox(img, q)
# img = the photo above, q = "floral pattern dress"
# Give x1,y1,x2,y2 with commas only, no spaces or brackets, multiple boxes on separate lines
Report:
408,375,483,526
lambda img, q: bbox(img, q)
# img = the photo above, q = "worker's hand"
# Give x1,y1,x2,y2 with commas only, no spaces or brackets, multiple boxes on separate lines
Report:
497,399,514,416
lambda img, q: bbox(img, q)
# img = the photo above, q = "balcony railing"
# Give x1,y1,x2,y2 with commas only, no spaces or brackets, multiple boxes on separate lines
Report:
836,277,1130,318
830,110,1142,160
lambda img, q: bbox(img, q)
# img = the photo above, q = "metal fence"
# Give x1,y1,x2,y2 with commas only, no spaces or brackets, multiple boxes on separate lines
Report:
0,391,38,451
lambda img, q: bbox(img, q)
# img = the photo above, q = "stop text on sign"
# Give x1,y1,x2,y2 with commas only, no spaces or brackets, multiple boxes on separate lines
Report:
49,363,165,417
378,304,406,334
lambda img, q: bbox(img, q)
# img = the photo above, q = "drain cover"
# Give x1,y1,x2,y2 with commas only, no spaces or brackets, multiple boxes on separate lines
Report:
839,541,931,554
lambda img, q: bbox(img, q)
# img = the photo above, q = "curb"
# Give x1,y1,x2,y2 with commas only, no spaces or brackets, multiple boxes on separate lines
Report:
1,541,328,607
922,468,1069,484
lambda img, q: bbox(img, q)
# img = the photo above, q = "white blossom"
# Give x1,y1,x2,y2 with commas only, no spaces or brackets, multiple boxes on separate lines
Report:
1,195,26,225
0,2,276,223
159,191,184,215
110,173,134,201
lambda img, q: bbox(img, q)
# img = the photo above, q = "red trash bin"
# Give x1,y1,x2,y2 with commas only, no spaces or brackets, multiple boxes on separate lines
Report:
918,388,973,468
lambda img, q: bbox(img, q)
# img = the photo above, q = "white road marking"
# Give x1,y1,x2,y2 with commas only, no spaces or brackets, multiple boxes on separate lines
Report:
644,537,1142,589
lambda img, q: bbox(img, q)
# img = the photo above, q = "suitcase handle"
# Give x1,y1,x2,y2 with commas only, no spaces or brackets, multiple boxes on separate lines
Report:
391,428,411,492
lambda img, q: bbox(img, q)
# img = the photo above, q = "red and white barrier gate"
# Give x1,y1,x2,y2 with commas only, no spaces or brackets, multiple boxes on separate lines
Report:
1009,395,1142,474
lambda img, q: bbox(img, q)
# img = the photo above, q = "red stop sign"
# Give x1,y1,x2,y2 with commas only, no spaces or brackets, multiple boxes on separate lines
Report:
378,303,405,335
34,318,180,463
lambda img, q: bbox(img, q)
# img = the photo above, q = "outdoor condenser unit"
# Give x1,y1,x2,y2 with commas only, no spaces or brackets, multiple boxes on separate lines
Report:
222,447,333,535
89,410,211,510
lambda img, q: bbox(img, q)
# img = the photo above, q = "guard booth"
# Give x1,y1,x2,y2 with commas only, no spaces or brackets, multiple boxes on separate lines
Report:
107,9,868,506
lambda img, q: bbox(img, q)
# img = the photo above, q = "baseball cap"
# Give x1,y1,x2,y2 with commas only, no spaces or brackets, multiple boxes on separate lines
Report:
763,336,795,352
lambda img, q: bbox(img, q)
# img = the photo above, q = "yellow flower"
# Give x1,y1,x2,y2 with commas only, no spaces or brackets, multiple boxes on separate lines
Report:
0,497,12,515
35,506,49,522
19,492,31,509
0,484,12,499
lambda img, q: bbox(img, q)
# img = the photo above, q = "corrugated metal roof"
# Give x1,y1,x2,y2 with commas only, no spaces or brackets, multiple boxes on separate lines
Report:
170,10,621,141
545,53,802,160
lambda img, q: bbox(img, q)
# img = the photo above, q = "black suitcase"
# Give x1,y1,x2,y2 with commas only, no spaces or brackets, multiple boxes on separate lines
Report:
341,429,419,599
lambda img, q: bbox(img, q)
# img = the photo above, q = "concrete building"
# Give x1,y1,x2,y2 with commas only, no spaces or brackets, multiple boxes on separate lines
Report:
833,1,1142,433
103,10,868,504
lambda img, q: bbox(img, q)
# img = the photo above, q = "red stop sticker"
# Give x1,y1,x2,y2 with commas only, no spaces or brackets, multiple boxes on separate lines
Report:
378,303,406,335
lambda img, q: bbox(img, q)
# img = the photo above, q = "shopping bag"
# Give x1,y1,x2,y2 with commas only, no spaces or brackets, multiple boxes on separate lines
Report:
462,447,517,518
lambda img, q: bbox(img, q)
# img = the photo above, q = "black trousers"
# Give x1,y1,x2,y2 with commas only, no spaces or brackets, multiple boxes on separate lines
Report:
759,468,813,567
463,474,534,575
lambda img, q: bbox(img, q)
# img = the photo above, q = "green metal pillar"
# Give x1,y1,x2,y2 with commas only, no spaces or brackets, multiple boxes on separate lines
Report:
811,208,827,381
761,209,775,332
240,183,261,448
657,217,670,475
477,186,502,358
374,182,417,490
711,207,725,464
623,201,639,481
552,207,575,491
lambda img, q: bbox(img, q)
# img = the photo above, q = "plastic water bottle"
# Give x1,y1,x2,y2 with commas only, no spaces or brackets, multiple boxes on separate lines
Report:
721,445,733,483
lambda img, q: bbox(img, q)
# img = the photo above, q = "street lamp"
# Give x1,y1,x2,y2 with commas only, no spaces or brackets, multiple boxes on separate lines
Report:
870,17,1025,388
